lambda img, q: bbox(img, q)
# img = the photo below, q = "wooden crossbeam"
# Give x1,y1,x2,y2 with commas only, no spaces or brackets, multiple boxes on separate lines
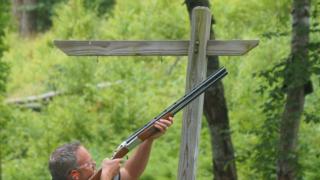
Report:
5,81,122,112
54,40,259,56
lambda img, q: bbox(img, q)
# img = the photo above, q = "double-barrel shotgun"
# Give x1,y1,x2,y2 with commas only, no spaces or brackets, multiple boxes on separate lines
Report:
89,67,228,180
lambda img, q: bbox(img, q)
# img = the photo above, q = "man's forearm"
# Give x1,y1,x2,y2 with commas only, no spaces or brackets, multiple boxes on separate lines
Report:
120,118,172,179
121,138,154,179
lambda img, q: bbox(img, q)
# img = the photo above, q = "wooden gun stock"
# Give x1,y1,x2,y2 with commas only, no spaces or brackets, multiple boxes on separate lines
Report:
89,68,227,180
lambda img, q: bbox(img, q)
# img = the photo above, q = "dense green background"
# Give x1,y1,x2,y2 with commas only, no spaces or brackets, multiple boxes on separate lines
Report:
1,0,319,179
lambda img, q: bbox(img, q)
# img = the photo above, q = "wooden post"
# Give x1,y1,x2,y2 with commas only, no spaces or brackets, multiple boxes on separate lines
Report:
178,7,212,180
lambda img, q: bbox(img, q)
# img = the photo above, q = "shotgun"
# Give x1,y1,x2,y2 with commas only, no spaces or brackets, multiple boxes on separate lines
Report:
89,67,228,180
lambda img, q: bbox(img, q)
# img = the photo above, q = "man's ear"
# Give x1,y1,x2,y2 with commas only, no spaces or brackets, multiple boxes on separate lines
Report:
70,170,80,180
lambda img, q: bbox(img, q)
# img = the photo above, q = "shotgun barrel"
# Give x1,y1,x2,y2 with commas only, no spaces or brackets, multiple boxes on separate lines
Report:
89,67,228,180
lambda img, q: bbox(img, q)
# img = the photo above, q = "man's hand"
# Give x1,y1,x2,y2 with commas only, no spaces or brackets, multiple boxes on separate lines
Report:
100,158,123,180
150,116,173,139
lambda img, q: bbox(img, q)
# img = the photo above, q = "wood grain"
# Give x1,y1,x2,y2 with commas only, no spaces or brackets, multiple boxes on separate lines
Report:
54,40,259,56
178,7,211,180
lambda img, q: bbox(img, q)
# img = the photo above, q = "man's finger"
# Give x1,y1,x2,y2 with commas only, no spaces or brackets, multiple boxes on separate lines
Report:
112,158,122,164
156,121,169,128
154,123,166,132
158,119,172,127
164,116,173,121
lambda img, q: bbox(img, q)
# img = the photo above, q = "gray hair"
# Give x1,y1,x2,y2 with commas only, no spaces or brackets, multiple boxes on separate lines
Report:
48,141,81,180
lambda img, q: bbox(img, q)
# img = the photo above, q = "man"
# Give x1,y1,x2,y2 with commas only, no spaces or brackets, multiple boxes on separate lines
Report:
49,117,173,180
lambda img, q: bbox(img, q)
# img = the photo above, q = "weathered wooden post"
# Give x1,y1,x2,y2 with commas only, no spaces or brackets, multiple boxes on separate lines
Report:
178,7,211,180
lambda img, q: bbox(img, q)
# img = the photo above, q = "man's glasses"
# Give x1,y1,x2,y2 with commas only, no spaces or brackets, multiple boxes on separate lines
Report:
77,160,96,170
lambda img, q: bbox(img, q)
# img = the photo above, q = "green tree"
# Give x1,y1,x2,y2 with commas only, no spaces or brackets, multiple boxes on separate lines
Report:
277,0,313,179
0,0,10,93
254,0,320,179
35,0,66,31
12,0,70,36
0,1,11,179
83,0,115,17
2,0,320,179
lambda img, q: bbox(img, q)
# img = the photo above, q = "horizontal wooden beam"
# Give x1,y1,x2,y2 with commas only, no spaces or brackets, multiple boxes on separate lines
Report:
5,91,62,105
207,40,259,56
54,40,259,56
5,81,122,105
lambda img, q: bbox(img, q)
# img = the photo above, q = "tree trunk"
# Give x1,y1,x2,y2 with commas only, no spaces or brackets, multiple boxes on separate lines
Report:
12,0,22,23
12,0,37,37
277,0,310,179
185,1,237,180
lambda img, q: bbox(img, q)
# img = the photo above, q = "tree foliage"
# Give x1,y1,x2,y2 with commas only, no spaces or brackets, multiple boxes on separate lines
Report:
0,0,10,93
252,0,320,178
1,0,320,179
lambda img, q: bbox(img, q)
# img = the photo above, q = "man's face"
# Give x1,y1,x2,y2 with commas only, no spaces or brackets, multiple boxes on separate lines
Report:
75,146,96,180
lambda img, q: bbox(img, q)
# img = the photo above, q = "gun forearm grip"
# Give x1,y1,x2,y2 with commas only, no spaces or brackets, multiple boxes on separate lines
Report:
89,169,102,180
138,126,159,141
138,112,173,140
